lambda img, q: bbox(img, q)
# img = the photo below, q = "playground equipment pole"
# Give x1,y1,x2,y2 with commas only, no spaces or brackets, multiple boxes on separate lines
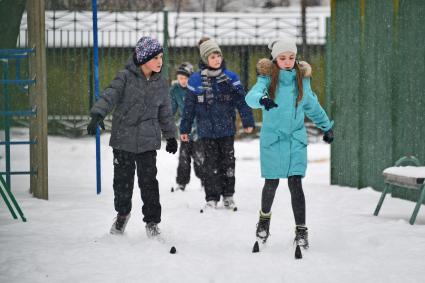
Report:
91,0,101,194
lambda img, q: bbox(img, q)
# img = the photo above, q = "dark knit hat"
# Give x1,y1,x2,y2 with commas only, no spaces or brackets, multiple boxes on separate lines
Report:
134,36,163,65
176,62,194,77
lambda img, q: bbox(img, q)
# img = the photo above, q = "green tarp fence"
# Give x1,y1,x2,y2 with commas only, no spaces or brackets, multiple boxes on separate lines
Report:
327,0,425,203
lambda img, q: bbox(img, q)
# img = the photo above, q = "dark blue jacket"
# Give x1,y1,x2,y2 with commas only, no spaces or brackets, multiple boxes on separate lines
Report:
180,66,255,139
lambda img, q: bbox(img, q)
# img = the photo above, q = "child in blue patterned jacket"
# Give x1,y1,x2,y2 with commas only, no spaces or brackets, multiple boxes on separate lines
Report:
180,38,255,211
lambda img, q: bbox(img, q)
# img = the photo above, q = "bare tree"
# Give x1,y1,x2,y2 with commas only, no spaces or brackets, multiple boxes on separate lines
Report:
215,0,226,12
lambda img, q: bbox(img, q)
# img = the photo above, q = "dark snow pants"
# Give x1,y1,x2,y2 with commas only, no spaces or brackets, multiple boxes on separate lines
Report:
261,176,306,225
201,136,235,202
176,140,205,187
113,149,161,224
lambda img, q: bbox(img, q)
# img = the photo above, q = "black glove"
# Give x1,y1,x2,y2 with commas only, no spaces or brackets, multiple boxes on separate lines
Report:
166,138,178,154
259,95,278,111
87,113,105,136
323,129,334,144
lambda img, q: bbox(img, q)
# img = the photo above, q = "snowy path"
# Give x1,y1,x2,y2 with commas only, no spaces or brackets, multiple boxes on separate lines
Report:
1,129,424,283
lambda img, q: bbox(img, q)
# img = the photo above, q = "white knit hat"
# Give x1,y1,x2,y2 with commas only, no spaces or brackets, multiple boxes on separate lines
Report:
268,37,297,60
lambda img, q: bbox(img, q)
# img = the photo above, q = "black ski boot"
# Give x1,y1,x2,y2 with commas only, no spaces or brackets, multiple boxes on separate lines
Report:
256,211,271,243
110,213,131,235
171,183,185,192
146,222,161,238
294,225,309,249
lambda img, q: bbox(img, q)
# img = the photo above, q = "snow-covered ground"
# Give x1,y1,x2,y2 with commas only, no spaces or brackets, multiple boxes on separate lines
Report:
1,128,425,283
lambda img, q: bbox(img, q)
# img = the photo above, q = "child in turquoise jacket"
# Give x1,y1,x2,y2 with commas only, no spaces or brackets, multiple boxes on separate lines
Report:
245,37,334,249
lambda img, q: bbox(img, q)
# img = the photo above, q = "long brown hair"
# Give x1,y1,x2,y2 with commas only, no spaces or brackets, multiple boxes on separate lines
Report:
269,61,304,107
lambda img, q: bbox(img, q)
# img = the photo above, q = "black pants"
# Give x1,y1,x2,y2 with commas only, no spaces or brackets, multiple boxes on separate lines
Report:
261,176,306,225
201,136,235,202
113,149,161,224
176,140,205,186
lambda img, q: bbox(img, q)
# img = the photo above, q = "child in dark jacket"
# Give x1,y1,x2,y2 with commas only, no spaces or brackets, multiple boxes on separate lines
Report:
180,38,255,211
170,62,206,192
87,36,178,237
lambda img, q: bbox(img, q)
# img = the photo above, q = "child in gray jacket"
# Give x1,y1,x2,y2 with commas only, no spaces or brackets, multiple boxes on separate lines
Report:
87,36,177,237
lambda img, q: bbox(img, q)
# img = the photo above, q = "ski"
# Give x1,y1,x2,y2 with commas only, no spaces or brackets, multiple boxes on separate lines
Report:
147,233,178,255
252,240,260,253
252,239,305,260
294,244,302,259
170,184,185,192
252,238,267,253
225,206,238,212
200,206,238,213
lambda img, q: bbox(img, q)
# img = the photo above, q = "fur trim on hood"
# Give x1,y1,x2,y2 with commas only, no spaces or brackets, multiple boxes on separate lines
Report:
256,58,312,77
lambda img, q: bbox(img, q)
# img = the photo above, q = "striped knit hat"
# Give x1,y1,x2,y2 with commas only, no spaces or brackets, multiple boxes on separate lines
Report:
135,36,163,65
199,39,222,64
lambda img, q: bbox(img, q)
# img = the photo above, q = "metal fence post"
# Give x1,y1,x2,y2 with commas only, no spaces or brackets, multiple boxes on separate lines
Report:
239,46,250,90
1,59,11,189
163,9,169,81
325,17,332,116
91,0,102,195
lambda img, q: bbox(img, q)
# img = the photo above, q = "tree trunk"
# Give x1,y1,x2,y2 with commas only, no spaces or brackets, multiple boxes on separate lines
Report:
0,0,27,48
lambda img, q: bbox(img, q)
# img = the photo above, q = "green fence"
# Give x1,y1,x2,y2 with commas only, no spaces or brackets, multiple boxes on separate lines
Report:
327,0,425,202
1,10,328,136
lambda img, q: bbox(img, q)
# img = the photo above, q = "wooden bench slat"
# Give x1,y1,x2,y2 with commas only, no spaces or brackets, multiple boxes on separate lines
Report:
383,173,423,189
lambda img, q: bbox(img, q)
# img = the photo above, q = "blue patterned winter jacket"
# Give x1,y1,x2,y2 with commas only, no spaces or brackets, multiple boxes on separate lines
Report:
180,66,255,139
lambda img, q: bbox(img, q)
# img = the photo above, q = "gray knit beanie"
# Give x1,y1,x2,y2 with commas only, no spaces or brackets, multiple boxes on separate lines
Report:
199,39,222,64
268,37,297,60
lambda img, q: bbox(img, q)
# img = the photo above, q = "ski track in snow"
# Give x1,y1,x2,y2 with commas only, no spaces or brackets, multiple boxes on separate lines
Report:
1,129,424,283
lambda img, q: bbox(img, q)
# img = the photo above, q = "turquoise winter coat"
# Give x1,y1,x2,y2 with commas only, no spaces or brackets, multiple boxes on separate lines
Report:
245,69,333,179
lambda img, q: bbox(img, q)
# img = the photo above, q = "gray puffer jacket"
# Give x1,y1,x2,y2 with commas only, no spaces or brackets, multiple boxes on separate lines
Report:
90,56,176,153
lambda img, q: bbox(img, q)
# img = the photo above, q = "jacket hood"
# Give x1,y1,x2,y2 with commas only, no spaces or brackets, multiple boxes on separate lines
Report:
125,55,162,81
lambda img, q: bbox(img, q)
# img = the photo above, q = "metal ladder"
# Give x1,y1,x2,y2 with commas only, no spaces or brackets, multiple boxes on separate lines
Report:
0,48,36,221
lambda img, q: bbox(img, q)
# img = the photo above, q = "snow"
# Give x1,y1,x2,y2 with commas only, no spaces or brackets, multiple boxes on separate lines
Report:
383,166,425,179
1,128,425,283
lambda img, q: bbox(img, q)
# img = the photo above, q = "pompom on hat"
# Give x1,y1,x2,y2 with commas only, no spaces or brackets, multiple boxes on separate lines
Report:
134,36,163,65
268,37,297,60
176,62,194,77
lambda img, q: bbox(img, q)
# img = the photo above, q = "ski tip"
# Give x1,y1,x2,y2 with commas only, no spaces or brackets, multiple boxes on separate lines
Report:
295,245,302,259
233,207,238,212
170,246,177,254
200,209,204,213
252,241,260,253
